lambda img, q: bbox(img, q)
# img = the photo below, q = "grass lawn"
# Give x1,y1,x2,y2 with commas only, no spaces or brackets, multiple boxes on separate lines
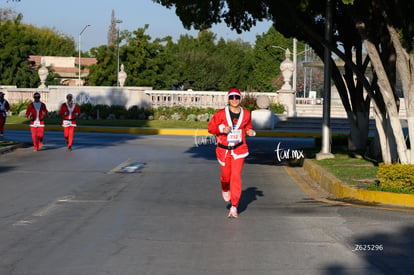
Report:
314,153,379,189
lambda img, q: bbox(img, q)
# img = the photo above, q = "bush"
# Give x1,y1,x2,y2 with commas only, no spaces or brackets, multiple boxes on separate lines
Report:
377,163,414,193
171,112,182,120
77,104,217,121
186,114,197,121
240,92,257,112
95,104,111,119
109,105,127,119
79,103,95,118
10,99,31,115
269,103,285,114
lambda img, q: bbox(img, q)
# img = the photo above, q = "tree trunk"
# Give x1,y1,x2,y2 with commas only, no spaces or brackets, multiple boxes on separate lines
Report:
373,109,391,163
356,21,408,163
388,24,414,163
348,111,369,151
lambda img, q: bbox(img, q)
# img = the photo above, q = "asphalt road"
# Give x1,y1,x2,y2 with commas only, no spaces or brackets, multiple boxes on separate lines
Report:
0,130,414,275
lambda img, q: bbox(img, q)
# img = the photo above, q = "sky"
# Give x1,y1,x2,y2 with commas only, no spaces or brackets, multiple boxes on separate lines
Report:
2,0,273,51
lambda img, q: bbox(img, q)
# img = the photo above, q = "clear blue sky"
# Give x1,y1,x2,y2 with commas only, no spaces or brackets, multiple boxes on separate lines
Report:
2,0,273,51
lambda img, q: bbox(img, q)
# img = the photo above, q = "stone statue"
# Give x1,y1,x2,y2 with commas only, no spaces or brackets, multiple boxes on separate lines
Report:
279,49,294,90
118,64,127,87
277,48,296,117
38,63,48,88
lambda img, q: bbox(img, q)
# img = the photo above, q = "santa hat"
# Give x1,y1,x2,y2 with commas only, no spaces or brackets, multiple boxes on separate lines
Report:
228,88,242,98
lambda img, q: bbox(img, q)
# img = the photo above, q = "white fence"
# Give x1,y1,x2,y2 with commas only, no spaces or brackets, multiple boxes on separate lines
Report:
145,90,280,109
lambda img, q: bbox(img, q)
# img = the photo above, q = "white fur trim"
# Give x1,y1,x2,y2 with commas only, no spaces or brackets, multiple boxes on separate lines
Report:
231,151,249,159
217,158,226,166
219,124,226,133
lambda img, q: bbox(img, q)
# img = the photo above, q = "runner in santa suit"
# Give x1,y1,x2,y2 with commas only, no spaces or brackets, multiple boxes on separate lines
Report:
59,94,80,151
0,91,10,137
208,88,256,218
26,92,48,151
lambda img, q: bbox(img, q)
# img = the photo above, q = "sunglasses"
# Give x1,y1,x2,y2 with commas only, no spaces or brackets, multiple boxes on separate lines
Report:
229,95,241,100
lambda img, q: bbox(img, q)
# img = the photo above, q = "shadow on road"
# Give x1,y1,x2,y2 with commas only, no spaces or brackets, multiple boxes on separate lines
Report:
237,186,264,214
323,225,414,274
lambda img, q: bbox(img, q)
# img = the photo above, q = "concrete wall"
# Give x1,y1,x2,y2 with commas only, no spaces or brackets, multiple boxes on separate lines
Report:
2,86,153,112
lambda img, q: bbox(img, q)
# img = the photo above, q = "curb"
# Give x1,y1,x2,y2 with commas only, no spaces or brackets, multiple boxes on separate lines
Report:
303,159,414,208
0,143,25,154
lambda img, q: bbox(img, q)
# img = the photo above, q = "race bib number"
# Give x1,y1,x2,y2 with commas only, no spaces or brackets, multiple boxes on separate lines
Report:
33,120,41,127
63,120,71,127
227,130,242,143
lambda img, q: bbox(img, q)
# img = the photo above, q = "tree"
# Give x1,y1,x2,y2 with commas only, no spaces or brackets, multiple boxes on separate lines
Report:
107,9,117,46
0,12,76,87
251,26,304,92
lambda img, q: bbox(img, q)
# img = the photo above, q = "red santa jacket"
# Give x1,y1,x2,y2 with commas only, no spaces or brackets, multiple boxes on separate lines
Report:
0,99,10,118
208,106,254,165
59,102,81,127
26,102,48,127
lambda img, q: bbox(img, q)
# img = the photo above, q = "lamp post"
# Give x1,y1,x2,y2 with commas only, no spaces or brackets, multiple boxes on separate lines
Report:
115,19,123,86
78,24,91,86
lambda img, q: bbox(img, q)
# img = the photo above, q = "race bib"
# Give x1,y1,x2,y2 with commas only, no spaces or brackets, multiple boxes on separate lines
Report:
227,129,242,143
63,120,71,127
33,120,41,127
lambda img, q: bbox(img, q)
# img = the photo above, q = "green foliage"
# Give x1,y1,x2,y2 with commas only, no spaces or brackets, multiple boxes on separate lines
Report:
269,103,285,114
78,104,128,119
9,99,31,114
251,27,299,92
87,25,297,92
77,104,218,121
240,92,257,112
153,106,217,120
0,14,76,87
377,163,414,193
79,103,94,117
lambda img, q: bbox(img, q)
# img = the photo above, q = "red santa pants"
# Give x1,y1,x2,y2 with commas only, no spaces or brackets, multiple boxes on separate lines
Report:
0,115,5,134
63,126,75,147
30,127,44,150
220,153,245,207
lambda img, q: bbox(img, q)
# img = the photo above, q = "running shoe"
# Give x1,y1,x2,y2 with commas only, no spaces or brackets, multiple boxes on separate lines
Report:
222,190,231,202
228,206,238,218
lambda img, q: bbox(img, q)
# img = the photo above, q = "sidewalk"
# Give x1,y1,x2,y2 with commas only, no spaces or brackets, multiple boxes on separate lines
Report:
3,123,414,210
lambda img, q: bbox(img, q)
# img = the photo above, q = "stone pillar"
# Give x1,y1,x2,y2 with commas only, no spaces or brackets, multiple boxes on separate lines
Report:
277,49,297,117
38,63,49,88
118,64,127,87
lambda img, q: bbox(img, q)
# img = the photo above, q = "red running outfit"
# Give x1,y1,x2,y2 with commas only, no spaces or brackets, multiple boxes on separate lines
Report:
59,102,80,149
0,96,10,136
208,105,253,208
26,101,48,151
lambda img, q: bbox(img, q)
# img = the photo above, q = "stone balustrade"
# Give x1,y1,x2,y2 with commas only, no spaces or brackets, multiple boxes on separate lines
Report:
145,90,280,109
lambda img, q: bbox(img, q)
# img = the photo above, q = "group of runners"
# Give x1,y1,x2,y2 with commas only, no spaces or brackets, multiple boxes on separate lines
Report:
0,92,80,151
1,88,256,218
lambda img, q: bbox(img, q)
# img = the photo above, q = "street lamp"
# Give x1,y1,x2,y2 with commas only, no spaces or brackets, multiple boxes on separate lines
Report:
78,24,91,86
115,19,123,86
